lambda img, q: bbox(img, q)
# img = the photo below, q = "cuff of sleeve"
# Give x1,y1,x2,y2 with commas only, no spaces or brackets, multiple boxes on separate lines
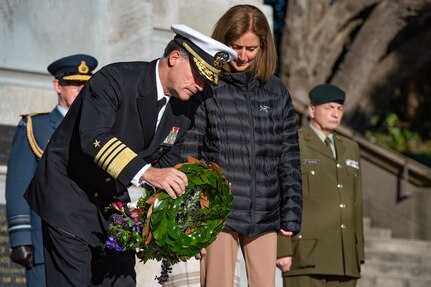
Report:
277,235,293,257
9,231,32,248
130,164,151,187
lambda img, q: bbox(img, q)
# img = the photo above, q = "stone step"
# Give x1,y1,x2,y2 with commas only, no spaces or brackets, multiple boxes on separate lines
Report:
363,217,394,239
364,237,431,256
358,275,431,287
360,259,431,281
365,250,431,266
364,227,393,239
363,216,372,228
359,217,431,286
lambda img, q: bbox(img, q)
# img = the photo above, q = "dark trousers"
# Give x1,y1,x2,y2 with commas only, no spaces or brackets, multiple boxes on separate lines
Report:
283,275,357,287
26,262,45,287
42,221,136,287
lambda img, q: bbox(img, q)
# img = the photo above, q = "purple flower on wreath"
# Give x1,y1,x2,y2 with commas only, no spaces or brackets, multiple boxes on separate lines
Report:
105,233,117,249
115,243,123,252
132,221,143,233
111,213,128,226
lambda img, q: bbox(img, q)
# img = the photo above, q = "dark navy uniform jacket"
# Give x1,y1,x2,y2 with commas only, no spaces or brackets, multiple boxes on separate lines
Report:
24,60,200,247
6,107,64,265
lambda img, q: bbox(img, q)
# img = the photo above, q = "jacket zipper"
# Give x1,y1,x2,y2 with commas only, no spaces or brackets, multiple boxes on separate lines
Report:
245,83,257,236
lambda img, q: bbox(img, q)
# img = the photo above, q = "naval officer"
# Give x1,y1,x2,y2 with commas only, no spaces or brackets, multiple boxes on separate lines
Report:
24,24,236,287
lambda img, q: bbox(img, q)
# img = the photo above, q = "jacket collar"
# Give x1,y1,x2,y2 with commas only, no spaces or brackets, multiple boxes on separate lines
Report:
221,71,259,90
302,125,337,160
50,106,65,129
137,60,159,148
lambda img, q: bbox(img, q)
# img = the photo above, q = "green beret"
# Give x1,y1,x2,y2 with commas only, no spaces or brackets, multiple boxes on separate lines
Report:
309,83,345,105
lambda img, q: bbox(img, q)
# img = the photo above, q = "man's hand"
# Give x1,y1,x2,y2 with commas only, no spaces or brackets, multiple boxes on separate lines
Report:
280,229,293,238
10,245,34,268
141,166,188,199
276,256,292,272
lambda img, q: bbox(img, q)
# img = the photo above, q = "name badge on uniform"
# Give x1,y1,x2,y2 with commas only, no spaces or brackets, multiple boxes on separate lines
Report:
346,159,360,169
303,159,320,165
162,126,180,146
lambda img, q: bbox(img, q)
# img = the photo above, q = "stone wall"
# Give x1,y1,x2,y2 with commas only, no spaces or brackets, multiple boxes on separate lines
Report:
0,0,270,126
361,159,431,241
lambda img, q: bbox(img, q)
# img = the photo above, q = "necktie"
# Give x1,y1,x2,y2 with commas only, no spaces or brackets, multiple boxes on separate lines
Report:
325,137,334,157
155,97,167,131
157,97,167,114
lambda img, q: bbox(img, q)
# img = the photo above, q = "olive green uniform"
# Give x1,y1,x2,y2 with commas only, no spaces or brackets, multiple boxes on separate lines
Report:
278,125,364,286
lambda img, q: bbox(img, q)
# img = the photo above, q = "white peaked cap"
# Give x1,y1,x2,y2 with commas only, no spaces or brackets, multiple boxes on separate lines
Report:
171,24,237,85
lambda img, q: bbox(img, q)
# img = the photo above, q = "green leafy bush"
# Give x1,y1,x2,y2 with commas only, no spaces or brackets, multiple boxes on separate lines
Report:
365,111,431,166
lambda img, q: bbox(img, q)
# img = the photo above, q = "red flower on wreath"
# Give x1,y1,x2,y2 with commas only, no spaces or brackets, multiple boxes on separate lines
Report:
111,202,124,212
130,208,143,223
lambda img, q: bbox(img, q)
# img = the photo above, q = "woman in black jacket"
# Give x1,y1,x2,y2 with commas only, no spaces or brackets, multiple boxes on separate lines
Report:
182,5,302,287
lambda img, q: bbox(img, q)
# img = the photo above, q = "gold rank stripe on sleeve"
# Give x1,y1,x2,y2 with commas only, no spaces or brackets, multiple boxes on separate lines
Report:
93,137,137,179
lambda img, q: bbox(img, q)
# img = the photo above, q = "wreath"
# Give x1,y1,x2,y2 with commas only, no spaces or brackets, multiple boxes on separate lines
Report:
105,157,232,284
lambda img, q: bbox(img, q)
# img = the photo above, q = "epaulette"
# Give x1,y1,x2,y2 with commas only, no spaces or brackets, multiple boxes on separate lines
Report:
20,111,50,117
21,112,49,159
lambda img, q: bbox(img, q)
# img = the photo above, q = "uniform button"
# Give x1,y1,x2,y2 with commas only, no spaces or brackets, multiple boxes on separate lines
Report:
113,195,117,199
337,184,343,188
311,170,315,175
341,224,346,229
94,192,99,198
298,235,302,239
105,177,112,182
337,163,342,168
340,204,346,208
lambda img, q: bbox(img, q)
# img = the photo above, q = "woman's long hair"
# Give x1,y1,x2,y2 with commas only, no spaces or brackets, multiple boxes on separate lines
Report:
212,4,277,81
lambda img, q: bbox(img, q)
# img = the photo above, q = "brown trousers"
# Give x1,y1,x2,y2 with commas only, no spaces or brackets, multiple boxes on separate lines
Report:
200,230,277,287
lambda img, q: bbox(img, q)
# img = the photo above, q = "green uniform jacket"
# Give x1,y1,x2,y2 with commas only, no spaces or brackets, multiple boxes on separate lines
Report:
278,125,364,278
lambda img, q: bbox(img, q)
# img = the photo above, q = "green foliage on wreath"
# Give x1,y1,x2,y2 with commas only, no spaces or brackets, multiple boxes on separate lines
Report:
105,159,233,266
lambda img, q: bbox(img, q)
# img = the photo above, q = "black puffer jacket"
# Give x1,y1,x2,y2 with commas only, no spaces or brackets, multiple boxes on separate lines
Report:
182,71,302,237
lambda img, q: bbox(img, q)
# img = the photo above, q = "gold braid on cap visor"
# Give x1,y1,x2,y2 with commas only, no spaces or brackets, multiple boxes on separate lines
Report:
63,61,91,81
182,42,220,84
63,74,91,81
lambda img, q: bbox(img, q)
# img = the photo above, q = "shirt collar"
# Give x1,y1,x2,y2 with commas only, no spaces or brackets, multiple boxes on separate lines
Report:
156,60,171,103
309,123,334,144
56,104,68,117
